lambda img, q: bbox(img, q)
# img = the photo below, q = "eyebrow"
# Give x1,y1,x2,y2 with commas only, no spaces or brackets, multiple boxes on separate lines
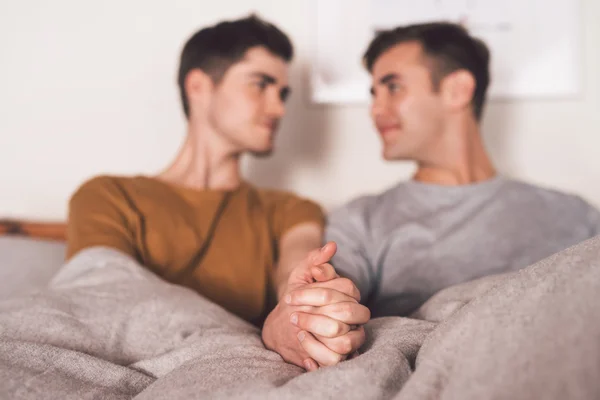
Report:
250,72,291,99
380,73,399,85
250,72,277,84
370,73,400,95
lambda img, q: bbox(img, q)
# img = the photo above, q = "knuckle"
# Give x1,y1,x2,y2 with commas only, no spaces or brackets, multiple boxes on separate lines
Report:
311,264,323,274
354,286,361,302
339,278,355,296
328,321,344,337
339,336,353,354
357,331,366,347
337,302,353,320
321,289,332,304
359,304,371,321
339,277,352,289
325,352,344,366
289,290,300,303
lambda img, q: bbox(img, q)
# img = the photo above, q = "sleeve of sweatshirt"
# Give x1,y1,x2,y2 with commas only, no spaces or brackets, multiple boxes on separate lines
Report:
325,202,376,303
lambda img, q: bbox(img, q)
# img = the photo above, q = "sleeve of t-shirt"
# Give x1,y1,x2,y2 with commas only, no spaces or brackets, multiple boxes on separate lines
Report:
66,176,137,260
325,204,375,303
267,191,326,240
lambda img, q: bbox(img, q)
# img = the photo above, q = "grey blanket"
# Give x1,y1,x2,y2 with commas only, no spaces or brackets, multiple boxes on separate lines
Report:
2,236,600,399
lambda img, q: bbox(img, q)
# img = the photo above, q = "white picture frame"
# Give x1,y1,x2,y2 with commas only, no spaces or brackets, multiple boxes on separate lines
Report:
311,0,582,104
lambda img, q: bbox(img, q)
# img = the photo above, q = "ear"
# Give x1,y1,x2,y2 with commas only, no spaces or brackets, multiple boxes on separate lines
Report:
184,69,214,115
440,69,476,114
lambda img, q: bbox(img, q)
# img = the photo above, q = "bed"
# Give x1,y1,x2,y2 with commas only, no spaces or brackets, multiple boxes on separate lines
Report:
0,219,66,300
1,219,599,399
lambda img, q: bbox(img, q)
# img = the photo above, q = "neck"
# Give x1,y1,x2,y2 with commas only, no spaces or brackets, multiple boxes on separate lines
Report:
413,116,496,186
158,118,242,190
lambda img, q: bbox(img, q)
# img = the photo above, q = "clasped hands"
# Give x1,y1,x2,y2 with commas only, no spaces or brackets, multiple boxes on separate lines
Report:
262,242,370,371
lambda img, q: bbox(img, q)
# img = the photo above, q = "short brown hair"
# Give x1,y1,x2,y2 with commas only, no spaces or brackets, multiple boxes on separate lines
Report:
177,14,293,118
364,22,490,120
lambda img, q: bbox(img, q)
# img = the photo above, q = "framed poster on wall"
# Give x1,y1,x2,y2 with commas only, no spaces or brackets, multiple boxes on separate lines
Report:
311,0,582,103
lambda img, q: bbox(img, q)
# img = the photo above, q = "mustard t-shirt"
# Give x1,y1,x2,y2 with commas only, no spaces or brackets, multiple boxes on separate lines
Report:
66,176,324,324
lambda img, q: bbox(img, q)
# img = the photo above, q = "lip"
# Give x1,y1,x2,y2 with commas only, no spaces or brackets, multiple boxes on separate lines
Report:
261,121,278,132
377,125,400,136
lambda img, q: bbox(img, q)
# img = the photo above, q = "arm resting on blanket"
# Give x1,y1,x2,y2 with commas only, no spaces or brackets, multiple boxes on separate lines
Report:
263,223,369,371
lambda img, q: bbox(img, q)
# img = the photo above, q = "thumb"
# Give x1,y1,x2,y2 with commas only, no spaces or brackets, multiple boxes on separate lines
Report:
286,242,339,289
310,242,337,266
310,263,339,282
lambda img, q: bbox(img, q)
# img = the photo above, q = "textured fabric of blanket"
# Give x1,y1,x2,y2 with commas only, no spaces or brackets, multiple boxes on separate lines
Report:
399,236,600,400
0,247,432,399
2,236,600,399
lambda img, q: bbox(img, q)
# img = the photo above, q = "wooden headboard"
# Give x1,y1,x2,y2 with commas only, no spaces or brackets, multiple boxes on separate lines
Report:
0,219,67,241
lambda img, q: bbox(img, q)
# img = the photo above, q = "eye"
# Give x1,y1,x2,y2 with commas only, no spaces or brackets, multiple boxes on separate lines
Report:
387,82,400,93
255,79,269,90
280,87,290,102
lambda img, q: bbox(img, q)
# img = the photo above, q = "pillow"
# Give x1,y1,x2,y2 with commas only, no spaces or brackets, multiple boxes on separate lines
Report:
0,236,66,300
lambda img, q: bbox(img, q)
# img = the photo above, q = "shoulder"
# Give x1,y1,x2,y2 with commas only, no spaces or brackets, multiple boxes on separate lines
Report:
505,179,589,206
503,179,599,218
72,175,130,194
71,175,162,198
69,174,140,209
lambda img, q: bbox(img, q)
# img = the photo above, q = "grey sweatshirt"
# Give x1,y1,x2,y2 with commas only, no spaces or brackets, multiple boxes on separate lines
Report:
325,176,600,317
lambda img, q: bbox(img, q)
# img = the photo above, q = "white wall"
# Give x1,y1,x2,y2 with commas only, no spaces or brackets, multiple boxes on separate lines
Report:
1,0,599,220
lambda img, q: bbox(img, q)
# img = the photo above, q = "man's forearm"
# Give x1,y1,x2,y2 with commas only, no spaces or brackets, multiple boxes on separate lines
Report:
275,222,323,300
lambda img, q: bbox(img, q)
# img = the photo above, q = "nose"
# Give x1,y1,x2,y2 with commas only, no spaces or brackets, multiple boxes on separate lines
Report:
267,90,286,118
370,92,387,120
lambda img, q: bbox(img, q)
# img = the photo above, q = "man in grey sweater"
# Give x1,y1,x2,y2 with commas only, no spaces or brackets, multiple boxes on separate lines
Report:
326,22,600,318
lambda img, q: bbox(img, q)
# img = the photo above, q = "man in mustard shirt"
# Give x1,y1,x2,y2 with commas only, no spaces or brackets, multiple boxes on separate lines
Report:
66,14,369,372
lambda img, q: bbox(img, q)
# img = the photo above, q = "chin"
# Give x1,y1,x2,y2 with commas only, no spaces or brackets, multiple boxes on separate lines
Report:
249,130,275,157
382,145,395,161
249,144,274,158
382,152,395,161
382,146,406,161
250,149,273,158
